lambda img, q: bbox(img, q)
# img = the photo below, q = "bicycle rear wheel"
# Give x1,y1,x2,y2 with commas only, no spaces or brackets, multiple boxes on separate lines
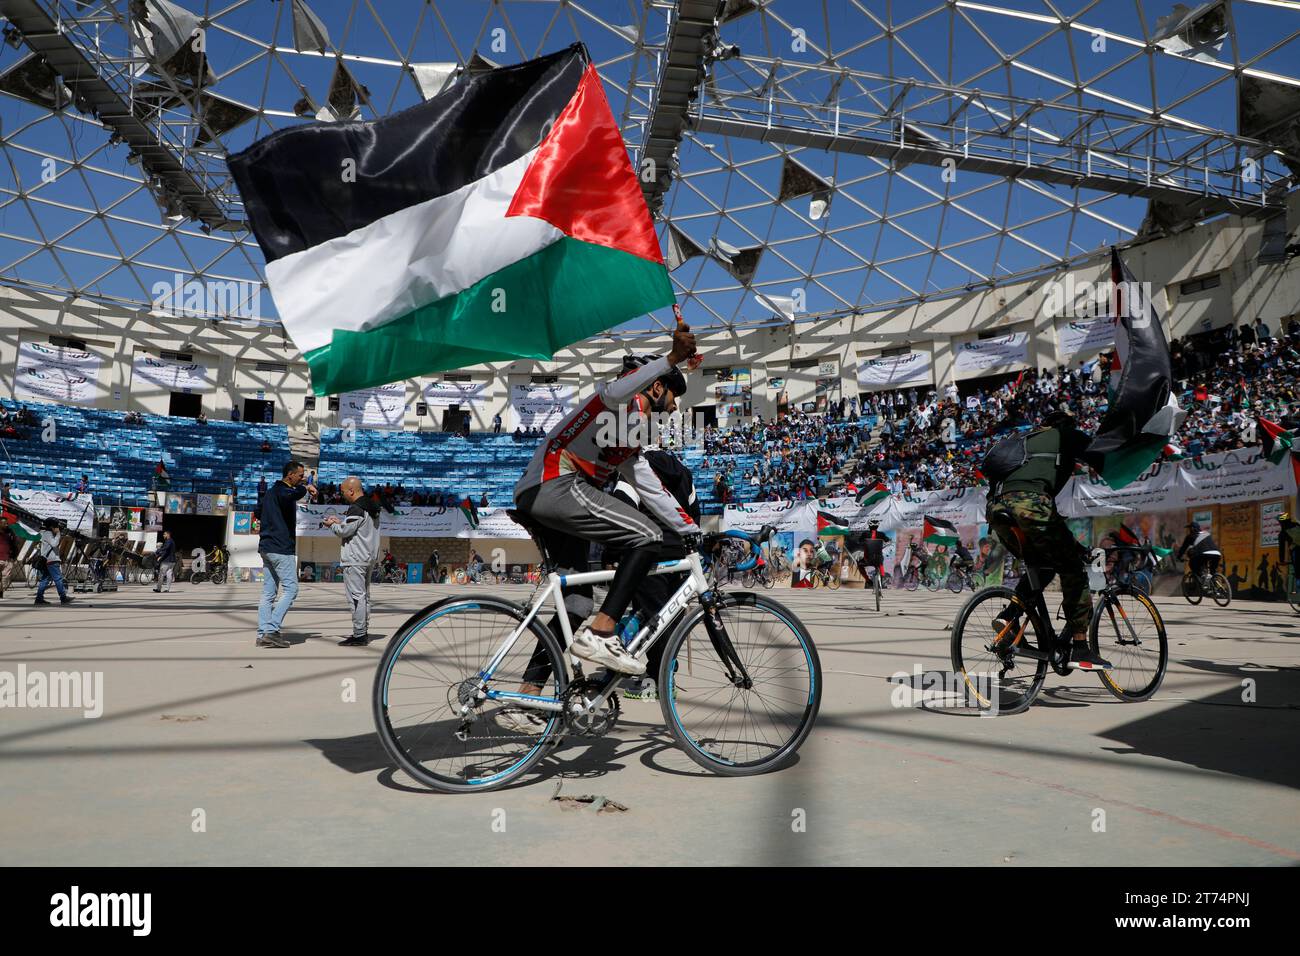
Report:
1210,573,1232,607
1129,570,1152,596
1180,572,1202,605
659,592,821,775
951,587,1048,716
373,595,567,793
903,570,919,591
1090,589,1167,701
1289,574,1300,613
827,571,841,590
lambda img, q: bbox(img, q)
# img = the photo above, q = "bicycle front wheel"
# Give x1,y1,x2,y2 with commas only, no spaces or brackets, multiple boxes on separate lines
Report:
1181,572,1202,605
924,572,941,592
874,576,882,612
827,571,841,590
1210,573,1232,607
1090,589,1168,701
373,595,567,793
951,587,1048,716
946,571,964,594
904,570,919,591
659,592,821,775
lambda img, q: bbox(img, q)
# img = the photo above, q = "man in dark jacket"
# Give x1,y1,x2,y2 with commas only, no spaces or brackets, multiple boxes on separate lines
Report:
152,529,177,593
256,460,316,648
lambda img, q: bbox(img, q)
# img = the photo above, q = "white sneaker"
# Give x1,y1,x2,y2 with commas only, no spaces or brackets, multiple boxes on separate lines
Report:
570,628,646,675
496,707,549,735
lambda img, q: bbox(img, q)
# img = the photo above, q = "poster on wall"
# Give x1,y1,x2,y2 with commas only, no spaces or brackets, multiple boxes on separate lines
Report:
14,342,101,405
1057,318,1115,358
233,512,252,534
144,508,164,532
132,354,212,392
511,382,575,430
856,351,932,390
423,379,489,408
339,383,407,428
713,367,752,424
953,333,1029,375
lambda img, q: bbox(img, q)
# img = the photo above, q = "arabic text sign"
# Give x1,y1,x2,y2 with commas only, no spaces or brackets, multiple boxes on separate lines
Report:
132,354,212,392
953,333,1029,375
857,351,932,390
8,489,96,533
511,383,575,430
423,379,489,408
15,342,101,404
339,383,407,427
1057,318,1115,358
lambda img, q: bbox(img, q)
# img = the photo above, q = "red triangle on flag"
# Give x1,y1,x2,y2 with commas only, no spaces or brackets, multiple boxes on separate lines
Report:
507,64,663,264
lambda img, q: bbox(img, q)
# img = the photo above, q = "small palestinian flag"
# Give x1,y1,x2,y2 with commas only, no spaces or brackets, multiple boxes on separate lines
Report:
816,511,849,536
1163,442,1183,460
923,515,959,546
459,498,480,531
228,44,673,395
1113,523,1140,546
855,482,889,506
1,508,39,542
1258,416,1294,465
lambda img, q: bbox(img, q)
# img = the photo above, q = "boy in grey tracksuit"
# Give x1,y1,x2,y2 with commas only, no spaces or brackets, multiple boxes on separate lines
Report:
323,476,381,647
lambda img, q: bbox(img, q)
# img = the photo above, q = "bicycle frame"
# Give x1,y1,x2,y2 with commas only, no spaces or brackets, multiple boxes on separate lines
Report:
465,552,713,717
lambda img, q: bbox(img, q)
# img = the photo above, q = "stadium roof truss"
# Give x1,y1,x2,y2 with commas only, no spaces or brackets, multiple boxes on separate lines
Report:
0,0,1296,338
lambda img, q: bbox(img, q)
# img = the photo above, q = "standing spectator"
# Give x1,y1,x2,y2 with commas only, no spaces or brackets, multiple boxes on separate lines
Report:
34,519,73,606
426,547,440,583
153,529,177,593
255,460,316,648
231,405,241,422
493,413,503,433
0,522,18,598
322,476,381,647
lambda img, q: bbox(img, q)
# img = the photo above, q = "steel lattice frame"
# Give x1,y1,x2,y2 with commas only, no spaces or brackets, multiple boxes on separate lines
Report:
0,0,1296,338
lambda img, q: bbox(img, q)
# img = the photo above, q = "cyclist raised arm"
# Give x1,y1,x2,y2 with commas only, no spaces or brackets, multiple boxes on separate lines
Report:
512,317,699,677
984,409,1109,669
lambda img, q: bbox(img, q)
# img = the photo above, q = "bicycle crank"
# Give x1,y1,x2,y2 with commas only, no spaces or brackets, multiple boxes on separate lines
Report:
561,678,621,738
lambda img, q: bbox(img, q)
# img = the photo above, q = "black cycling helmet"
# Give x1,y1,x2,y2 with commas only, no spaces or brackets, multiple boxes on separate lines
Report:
868,517,881,528
621,353,687,398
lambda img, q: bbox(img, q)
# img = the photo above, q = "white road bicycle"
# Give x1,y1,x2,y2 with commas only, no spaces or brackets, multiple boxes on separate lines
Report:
373,515,822,793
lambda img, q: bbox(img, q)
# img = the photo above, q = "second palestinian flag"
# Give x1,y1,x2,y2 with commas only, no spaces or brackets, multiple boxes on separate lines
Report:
1258,416,1294,465
923,515,959,546
817,511,849,536
855,482,889,506
228,44,673,395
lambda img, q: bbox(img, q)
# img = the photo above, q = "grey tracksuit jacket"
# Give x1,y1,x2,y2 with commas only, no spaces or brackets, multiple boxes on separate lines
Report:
330,498,381,566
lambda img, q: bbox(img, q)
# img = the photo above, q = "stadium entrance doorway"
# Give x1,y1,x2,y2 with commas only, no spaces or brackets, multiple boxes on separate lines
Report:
169,392,202,418
956,370,1021,399
243,398,276,423
441,408,469,432
160,514,226,572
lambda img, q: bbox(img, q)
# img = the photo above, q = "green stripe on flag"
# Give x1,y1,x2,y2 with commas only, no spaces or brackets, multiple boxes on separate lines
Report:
305,237,673,395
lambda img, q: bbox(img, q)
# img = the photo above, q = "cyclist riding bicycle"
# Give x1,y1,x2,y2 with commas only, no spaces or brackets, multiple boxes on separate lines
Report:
1281,511,1300,589
512,319,699,678
948,537,975,576
858,518,889,583
1177,522,1222,581
984,410,1109,669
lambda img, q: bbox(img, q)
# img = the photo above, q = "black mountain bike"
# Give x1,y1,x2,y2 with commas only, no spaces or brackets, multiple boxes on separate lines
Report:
951,542,1168,715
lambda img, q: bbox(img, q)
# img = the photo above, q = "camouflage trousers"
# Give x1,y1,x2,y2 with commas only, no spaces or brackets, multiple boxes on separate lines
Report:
987,491,1092,638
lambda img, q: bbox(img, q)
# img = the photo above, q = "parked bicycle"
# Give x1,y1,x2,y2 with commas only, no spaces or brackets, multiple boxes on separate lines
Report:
373,513,821,793
951,542,1167,715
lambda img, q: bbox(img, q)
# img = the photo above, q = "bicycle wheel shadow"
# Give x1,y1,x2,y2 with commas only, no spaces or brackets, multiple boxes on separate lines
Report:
303,717,720,794
1094,658,1300,791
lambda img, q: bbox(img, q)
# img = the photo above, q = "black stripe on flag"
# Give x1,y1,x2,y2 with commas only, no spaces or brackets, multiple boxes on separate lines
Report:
228,44,588,263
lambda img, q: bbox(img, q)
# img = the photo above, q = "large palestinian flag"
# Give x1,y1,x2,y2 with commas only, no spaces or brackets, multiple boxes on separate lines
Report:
816,511,849,536
1082,247,1184,488
228,44,673,395
923,515,959,546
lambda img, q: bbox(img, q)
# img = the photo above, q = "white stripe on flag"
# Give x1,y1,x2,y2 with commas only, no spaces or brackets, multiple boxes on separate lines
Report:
265,148,563,355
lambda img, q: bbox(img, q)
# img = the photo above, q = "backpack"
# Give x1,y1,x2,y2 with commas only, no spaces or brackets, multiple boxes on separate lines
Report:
982,430,1057,492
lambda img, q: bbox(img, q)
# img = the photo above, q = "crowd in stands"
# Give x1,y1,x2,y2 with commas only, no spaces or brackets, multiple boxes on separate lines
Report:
837,318,1300,498
699,410,870,503
310,480,491,513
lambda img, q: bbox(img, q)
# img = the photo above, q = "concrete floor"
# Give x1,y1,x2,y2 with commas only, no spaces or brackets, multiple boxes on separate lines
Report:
1,580,1297,866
